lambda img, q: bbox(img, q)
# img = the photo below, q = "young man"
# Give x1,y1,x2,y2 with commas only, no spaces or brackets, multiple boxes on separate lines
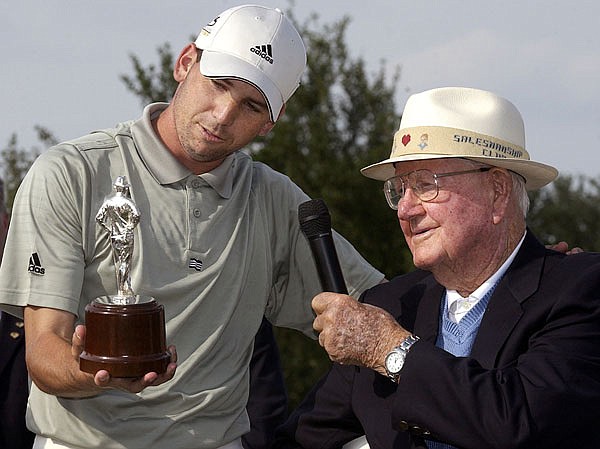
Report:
277,87,600,448
0,5,383,449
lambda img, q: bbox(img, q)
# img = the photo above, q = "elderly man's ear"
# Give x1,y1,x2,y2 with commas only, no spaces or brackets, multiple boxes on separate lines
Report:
490,168,513,225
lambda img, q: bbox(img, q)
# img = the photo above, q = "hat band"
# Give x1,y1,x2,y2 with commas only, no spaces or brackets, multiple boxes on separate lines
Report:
391,126,529,162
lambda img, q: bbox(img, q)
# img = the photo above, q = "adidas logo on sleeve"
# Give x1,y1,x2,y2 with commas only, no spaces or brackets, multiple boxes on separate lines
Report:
28,252,46,275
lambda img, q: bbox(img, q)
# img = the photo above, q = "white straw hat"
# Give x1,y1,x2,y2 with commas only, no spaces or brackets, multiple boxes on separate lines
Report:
195,4,306,122
361,87,558,190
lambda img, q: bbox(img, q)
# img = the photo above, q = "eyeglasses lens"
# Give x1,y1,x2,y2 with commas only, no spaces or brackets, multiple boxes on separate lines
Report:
383,170,438,210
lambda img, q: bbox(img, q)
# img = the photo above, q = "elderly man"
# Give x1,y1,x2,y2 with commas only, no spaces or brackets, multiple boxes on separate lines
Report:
276,87,600,449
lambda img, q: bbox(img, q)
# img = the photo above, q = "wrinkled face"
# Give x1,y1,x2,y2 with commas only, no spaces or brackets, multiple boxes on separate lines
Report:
394,158,498,275
170,52,275,167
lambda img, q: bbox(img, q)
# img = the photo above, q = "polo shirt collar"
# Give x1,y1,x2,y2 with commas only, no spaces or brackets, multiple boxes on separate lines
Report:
131,103,234,199
198,155,234,198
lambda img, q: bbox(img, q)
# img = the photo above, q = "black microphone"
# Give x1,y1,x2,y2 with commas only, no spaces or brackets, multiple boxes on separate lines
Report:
298,199,348,294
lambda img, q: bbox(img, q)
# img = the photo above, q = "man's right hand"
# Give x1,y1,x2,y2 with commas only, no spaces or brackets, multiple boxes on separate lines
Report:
312,292,410,377
25,306,177,398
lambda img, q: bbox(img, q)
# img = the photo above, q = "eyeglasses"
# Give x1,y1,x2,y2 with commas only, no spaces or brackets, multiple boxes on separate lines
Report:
383,167,492,210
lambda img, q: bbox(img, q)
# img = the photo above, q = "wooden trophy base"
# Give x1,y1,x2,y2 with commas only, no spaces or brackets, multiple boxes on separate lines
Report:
80,296,170,378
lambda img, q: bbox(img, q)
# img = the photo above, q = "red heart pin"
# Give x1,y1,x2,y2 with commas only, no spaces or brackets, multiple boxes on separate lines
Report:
401,134,411,146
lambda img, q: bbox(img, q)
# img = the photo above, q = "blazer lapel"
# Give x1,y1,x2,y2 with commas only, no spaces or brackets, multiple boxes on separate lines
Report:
469,231,546,367
412,277,445,344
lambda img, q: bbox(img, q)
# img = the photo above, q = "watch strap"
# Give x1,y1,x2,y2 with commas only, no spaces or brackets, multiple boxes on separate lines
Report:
385,334,420,382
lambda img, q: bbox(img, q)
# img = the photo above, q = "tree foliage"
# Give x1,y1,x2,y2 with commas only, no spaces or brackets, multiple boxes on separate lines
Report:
120,43,178,105
252,15,413,278
1,127,57,211
527,175,600,251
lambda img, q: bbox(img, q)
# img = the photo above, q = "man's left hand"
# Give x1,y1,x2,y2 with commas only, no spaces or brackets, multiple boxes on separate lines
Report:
547,241,583,255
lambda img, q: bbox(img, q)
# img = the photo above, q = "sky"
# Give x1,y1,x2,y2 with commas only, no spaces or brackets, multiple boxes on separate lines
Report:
2,0,599,179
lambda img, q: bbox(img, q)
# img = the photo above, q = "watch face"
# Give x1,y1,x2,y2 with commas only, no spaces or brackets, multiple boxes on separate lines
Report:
386,351,404,374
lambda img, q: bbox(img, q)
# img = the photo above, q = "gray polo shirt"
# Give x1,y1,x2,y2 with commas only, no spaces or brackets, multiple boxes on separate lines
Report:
0,104,383,449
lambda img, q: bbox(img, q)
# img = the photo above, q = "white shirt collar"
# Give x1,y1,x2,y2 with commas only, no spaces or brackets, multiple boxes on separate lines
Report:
446,232,526,322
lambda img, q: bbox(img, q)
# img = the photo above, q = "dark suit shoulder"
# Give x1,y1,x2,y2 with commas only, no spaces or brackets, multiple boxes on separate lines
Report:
525,230,600,275
545,248,600,270
542,250,600,295
360,270,433,316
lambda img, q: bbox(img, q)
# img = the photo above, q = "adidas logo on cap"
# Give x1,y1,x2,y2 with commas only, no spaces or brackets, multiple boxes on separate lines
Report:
250,44,273,64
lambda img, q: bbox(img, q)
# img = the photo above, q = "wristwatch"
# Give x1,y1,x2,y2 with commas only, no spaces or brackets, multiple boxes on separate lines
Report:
384,334,420,382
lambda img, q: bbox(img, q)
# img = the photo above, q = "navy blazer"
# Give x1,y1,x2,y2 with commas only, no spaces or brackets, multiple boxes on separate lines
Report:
244,317,289,449
275,232,600,449
0,312,35,449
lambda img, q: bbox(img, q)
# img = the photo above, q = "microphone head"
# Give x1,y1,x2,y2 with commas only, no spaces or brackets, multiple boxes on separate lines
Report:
298,199,332,239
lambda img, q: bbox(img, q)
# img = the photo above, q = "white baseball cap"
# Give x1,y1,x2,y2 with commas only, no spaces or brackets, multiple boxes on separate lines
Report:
195,4,306,122
361,87,558,190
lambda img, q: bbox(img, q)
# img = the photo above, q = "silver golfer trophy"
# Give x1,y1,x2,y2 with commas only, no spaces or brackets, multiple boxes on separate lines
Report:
79,176,170,377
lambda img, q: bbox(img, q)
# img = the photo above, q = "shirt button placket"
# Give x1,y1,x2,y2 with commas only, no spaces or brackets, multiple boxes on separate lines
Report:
189,177,203,221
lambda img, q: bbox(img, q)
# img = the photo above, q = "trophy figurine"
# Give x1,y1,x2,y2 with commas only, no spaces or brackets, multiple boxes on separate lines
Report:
79,176,170,377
